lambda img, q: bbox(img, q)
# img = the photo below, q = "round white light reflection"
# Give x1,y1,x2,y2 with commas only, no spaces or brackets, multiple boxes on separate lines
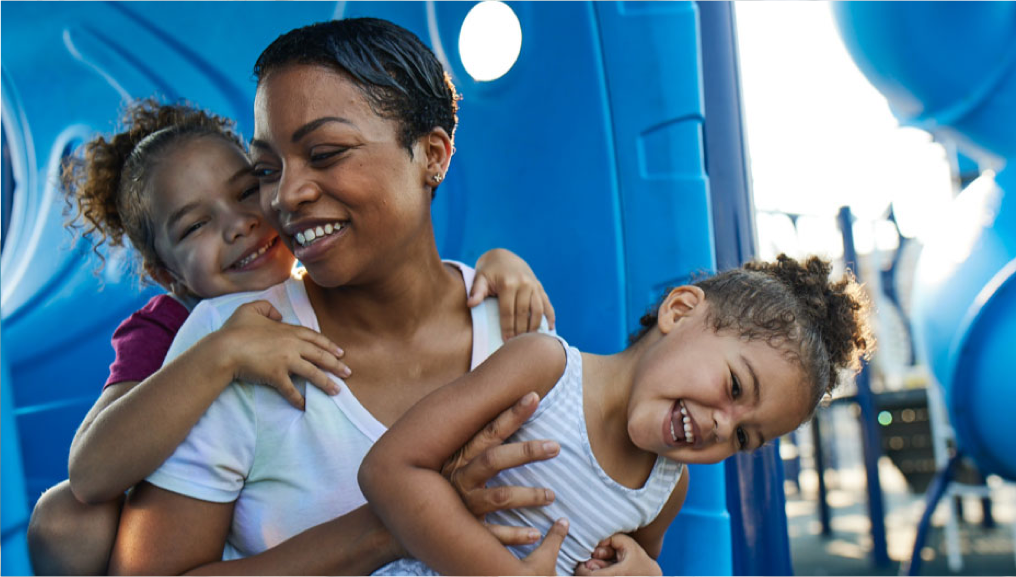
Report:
459,1,522,82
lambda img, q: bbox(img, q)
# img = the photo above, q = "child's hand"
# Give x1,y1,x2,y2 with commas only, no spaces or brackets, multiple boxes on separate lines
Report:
469,248,556,340
218,300,348,410
575,534,662,576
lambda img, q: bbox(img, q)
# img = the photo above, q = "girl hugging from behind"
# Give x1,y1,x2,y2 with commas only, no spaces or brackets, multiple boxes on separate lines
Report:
360,254,873,575
27,98,555,576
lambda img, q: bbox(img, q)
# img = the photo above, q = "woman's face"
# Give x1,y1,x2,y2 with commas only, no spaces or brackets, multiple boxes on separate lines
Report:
150,136,295,299
251,64,437,288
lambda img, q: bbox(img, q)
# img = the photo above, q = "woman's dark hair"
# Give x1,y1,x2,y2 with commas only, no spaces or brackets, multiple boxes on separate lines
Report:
63,98,244,285
253,18,459,162
634,254,874,411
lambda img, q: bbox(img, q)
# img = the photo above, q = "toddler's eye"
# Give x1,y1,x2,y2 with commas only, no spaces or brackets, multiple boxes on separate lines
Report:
736,426,748,450
731,372,742,399
240,186,259,201
180,221,204,240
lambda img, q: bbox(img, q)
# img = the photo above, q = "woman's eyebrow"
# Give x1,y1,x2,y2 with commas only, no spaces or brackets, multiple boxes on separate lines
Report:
291,116,355,143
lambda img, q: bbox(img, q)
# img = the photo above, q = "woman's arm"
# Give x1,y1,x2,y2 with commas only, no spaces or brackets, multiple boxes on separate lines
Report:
111,391,561,575
359,333,569,575
469,248,556,339
68,301,347,504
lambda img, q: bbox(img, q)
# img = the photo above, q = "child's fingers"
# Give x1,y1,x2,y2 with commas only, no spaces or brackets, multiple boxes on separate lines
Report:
575,559,612,575
290,326,344,358
497,279,520,340
592,545,616,560
269,373,306,411
483,523,542,547
297,342,351,380
528,291,545,334
290,360,341,396
242,300,284,321
513,285,534,336
539,286,556,330
467,274,491,307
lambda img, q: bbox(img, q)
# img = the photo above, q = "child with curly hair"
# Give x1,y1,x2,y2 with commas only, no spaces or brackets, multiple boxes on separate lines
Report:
360,254,873,575
27,98,555,575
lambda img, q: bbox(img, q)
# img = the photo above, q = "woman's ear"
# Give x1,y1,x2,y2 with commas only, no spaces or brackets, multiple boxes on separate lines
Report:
421,127,453,186
657,286,706,334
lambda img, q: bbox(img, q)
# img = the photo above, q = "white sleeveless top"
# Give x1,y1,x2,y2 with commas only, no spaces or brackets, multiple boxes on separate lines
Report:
377,337,684,576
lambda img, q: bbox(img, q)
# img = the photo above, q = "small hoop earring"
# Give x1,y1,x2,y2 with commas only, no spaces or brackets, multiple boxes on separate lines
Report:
432,173,444,184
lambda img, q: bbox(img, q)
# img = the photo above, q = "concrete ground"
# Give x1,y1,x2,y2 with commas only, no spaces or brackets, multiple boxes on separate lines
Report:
786,414,1016,576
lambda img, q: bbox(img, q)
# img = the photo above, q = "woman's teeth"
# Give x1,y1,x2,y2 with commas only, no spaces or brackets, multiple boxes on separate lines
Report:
234,239,274,269
295,223,344,247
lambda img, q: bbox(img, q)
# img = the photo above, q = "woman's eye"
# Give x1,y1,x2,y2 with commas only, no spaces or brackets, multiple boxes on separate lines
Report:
310,148,346,164
252,166,278,180
731,372,742,399
736,427,748,450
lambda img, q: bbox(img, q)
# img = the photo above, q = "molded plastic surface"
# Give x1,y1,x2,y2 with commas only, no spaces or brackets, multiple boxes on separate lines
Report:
1,2,728,573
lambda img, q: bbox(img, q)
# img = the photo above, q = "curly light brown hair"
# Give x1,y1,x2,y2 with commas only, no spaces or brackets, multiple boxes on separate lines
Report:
635,254,874,411
63,98,244,285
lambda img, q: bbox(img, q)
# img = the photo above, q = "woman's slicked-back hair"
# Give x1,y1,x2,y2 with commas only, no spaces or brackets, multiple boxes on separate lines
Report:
253,18,459,156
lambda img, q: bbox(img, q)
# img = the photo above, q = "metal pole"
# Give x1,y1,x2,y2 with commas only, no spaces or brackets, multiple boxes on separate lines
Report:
837,206,890,567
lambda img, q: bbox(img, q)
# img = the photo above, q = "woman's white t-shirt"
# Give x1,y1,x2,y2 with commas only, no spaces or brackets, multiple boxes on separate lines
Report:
146,263,505,560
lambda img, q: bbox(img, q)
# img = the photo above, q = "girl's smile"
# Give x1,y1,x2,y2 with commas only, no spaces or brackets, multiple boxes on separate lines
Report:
150,135,296,299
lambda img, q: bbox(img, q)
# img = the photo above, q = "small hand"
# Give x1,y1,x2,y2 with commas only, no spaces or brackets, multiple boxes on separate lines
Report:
219,300,349,410
469,248,556,340
443,392,560,546
575,534,661,576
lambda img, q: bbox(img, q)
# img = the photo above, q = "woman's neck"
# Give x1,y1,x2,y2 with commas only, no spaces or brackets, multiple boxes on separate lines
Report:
304,250,464,341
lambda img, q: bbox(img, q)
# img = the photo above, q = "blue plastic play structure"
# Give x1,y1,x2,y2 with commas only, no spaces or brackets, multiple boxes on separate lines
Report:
2,2,753,574
834,0,1016,485
833,1,1016,573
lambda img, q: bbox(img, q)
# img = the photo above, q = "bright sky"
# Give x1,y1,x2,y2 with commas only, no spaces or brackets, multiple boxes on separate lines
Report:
734,2,955,260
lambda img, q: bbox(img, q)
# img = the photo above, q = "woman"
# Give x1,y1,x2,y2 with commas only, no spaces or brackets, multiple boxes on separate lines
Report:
110,18,563,575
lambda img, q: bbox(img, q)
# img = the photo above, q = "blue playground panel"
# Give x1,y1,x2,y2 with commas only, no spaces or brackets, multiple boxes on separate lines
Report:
1,2,733,574
834,1,1016,481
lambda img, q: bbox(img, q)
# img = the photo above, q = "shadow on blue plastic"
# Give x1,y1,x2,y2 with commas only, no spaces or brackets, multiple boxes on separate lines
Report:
1,353,33,576
832,1,1016,166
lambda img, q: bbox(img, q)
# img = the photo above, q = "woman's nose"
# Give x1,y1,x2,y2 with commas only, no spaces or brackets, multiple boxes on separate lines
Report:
271,167,321,213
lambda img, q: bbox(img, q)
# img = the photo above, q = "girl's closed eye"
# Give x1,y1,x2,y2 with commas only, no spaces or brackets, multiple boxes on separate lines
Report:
730,371,742,400
179,220,206,241
239,185,260,201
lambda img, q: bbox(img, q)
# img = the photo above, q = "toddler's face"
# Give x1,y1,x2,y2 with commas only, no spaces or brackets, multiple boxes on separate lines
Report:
150,136,296,299
628,291,811,464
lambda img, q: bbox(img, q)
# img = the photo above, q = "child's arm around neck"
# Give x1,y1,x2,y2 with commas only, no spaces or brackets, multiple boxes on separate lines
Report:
359,333,567,575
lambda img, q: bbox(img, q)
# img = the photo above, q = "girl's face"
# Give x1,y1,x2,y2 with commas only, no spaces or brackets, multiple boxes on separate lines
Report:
149,136,296,299
627,287,811,464
250,64,440,289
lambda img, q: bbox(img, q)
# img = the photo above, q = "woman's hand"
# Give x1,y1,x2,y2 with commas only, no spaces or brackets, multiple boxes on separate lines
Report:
470,248,556,340
442,392,561,546
575,534,662,576
217,300,349,409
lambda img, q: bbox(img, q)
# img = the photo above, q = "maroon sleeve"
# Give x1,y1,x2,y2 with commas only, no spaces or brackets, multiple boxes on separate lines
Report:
104,295,191,389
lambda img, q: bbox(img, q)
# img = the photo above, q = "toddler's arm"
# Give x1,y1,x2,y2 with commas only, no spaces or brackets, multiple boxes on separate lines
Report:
68,300,347,504
469,248,556,340
359,333,568,575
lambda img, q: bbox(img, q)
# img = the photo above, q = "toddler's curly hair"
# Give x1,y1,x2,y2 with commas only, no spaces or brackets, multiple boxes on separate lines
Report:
63,98,244,285
636,254,874,411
